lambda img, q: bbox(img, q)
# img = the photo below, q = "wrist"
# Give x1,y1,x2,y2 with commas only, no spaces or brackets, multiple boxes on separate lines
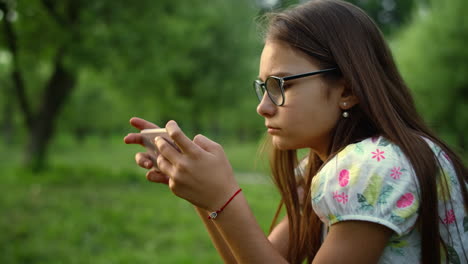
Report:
208,187,243,220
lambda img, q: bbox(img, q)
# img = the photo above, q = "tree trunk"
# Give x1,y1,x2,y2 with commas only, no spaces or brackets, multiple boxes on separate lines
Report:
1,90,14,145
0,1,34,131
25,55,76,171
1,0,81,171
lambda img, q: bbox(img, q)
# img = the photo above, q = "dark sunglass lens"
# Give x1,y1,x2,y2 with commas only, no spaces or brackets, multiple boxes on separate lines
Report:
265,77,283,105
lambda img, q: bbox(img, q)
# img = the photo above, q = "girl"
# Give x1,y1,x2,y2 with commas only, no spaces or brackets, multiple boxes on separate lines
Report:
124,0,467,263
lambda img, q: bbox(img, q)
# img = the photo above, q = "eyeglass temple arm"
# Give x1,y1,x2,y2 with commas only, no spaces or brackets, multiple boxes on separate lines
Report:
282,68,337,81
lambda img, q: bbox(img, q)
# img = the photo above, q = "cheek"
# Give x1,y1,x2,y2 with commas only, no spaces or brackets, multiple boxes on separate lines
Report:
277,85,342,149
289,100,341,147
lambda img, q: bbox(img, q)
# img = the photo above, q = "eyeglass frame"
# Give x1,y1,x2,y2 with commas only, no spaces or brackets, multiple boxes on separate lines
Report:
253,67,338,106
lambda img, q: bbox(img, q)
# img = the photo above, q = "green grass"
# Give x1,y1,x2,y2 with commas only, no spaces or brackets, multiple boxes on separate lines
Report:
0,137,280,264
0,181,279,264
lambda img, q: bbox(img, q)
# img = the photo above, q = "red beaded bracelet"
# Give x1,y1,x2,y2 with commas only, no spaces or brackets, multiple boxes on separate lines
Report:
208,188,242,219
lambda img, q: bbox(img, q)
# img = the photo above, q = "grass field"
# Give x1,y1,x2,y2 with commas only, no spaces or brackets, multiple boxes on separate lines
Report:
0,136,280,264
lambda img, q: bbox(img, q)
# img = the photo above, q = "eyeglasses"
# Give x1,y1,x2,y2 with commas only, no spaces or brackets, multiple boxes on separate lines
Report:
253,68,337,106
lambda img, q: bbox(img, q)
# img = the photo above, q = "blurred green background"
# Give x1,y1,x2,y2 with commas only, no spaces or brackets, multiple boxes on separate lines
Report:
0,0,466,263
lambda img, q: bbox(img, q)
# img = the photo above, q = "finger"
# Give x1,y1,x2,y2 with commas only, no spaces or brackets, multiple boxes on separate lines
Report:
193,134,219,153
125,117,160,145
155,136,182,166
135,152,154,169
146,169,170,184
129,117,159,130
124,133,145,145
156,152,174,176
165,120,200,155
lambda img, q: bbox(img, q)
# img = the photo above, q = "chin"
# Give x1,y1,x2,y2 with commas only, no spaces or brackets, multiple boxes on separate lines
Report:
272,137,301,150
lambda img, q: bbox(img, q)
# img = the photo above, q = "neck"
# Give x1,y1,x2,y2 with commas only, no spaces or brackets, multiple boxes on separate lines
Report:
309,137,331,162
312,150,328,163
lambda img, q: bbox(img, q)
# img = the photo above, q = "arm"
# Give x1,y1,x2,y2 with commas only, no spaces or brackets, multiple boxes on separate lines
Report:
152,121,289,263
196,203,290,263
201,195,392,264
313,221,393,264
194,206,237,263
268,215,289,258
209,191,289,263
124,118,288,263
202,195,390,264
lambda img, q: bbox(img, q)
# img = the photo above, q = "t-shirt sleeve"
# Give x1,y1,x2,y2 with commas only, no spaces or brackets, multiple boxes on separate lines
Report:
311,137,420,236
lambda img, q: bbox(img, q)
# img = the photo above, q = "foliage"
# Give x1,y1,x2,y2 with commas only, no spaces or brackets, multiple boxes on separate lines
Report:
56,0,264,140
346,0,416,35
258,0,416,36
395,0,468,153
0,0,265,168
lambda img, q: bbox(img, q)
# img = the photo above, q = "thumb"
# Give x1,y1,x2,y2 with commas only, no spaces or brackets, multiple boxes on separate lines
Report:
193,134,218,152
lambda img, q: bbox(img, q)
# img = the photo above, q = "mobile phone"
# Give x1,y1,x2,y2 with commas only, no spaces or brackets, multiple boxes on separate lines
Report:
140,128,179,170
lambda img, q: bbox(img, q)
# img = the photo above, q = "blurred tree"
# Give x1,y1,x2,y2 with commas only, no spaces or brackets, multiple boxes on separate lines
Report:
256,0,416,35
0,51,14,144
395,0,468,153
0,0,81,170
347,0,416,35
63,0,262,140
0,0,262,170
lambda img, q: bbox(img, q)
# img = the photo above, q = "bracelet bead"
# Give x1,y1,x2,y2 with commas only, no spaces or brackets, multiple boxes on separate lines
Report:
209,212,218,219
207,188,242,220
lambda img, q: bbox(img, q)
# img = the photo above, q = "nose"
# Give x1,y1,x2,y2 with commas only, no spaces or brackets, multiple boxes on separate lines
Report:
256,92,277,118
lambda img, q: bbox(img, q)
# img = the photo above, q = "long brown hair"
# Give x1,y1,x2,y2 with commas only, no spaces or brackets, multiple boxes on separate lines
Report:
261,1,468,263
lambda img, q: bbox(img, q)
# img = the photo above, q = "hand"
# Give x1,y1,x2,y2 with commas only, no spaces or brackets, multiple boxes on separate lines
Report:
123,117,170,184
156,120,239,211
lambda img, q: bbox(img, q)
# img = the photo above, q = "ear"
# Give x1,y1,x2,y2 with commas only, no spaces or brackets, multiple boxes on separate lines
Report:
339,84,359,110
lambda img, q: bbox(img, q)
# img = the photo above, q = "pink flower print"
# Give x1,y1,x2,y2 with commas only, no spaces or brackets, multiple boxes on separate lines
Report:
333,191,349,204
396,193,414,208
390,167,402,180
442,209,456,224
442,152,451,162
371,149,385,162
339,169,349,187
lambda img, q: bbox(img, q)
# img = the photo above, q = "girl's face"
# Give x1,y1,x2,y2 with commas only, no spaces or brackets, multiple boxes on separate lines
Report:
256,40,347,160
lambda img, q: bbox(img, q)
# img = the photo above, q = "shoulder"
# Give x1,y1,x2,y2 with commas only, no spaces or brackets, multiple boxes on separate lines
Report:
311,136,420,236
318,136,412,182
335,136,406,164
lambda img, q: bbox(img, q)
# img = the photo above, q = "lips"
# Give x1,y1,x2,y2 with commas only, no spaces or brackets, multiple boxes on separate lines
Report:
266,125,281,134
266,124,280,130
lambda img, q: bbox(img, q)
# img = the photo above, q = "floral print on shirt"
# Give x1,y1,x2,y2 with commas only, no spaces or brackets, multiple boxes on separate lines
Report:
310,136,467,263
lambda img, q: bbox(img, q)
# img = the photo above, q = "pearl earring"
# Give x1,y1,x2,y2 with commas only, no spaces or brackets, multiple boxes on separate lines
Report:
342,102,349,118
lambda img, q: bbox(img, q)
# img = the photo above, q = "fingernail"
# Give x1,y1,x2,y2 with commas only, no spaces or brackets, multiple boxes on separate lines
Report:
145,161,151,168
147,172,155,181
167,120,178,128
154,137,160,148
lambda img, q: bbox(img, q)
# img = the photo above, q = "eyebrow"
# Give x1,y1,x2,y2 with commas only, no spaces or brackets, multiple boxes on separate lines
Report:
257,72,294,82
